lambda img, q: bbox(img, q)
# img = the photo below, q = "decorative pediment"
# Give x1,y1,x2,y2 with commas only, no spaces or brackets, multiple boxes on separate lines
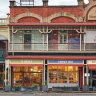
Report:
88,7,96,20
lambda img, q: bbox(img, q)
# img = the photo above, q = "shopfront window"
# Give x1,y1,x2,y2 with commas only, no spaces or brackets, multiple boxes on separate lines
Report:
12,66,42,87
48,66,78,84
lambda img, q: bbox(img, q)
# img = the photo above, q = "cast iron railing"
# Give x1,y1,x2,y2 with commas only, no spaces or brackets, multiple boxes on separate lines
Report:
8,43,96,52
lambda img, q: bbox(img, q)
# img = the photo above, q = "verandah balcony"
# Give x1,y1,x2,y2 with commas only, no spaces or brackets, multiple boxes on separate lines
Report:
8,43,96,52
0,18,9,25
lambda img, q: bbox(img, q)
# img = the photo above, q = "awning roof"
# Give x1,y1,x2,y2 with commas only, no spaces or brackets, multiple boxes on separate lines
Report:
6,55,96,60
88,65,96,70
8,22,96,26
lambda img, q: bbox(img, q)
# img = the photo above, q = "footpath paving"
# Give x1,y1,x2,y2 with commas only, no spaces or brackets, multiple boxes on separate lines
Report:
0,92,96,96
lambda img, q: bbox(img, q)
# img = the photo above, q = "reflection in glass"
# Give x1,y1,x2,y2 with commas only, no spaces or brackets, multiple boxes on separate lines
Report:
13,66,42,87
48,66,78,84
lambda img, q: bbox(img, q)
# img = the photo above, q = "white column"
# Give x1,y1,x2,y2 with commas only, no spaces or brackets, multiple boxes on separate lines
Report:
8,67,10,82
47,33,48,51
80,33,82,51
84,26,86,51
43,34,44,51
5,66,7,86
47,26,48,51
12,26,13,50
84,33,85,51
8,26,10,51
86,64,89,85
83,66,84,86
12,26,14,54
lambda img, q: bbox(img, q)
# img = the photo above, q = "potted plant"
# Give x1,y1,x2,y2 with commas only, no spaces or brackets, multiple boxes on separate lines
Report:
5,81,11,92
77,85,80,91
42,80,48,92
31,84,40,91
83,80,89,91
12,84,22,91
20,86,27,92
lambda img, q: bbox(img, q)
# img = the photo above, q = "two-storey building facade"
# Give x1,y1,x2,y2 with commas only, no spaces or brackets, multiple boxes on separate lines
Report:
0,17,9,89
5,0,96,90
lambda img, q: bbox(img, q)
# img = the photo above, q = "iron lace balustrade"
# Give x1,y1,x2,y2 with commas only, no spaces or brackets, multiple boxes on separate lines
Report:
8,43,96,52
8,43,86,52
0,18,9,25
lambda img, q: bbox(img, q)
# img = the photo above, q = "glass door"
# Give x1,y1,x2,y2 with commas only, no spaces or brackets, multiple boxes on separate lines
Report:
92,71,96,87
58,30,68,50
23,73,42,88
24,34,31,50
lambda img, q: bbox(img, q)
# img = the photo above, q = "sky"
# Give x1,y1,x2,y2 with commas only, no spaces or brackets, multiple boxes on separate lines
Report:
0,0,89,18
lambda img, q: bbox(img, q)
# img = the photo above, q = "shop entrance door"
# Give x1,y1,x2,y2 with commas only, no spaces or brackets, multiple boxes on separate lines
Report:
89,70,96,88
91,71,96,87
24,34,31,50
58,31,68,51
23,73,42,88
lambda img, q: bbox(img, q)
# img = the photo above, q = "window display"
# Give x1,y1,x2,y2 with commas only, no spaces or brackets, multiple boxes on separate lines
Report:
48,66,78,84
12,66,42,87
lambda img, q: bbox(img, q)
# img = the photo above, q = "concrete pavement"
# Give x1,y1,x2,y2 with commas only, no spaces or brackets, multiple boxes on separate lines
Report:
0,92,96,96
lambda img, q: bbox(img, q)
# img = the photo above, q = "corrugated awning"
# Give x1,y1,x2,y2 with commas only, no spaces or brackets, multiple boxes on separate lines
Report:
6,55,96,60
8,22,96,26
88,65,96,70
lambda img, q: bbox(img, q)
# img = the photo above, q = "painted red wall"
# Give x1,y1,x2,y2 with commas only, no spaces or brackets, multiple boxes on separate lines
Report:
80,67,83,88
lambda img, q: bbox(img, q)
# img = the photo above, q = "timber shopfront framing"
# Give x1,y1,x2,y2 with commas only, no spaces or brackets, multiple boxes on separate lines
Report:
6,56,96,89
5,55,96,90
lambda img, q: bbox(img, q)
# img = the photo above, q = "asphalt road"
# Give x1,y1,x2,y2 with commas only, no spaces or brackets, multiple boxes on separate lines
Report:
0,92,96,96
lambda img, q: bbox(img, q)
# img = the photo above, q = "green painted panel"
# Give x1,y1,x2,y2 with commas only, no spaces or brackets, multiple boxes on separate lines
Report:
0,49,5,61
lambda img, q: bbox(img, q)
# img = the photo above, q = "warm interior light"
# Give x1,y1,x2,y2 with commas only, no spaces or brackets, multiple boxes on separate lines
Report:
30,68,33,71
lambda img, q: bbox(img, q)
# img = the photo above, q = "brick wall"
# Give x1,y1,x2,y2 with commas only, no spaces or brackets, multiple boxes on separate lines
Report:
10,6,83,23
51,16,75,23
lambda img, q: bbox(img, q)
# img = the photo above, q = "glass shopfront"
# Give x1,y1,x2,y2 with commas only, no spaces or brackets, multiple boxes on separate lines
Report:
12,66,43,88
48,66,78,88
48,60,83,88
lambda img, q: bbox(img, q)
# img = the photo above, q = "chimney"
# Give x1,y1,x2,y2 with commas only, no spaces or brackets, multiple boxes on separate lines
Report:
42,0,48,7
9,0,15,7
78,0,84,6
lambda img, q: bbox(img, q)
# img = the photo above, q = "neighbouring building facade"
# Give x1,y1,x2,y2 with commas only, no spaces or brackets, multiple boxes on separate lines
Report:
4,0,96,90
0,17,9,89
